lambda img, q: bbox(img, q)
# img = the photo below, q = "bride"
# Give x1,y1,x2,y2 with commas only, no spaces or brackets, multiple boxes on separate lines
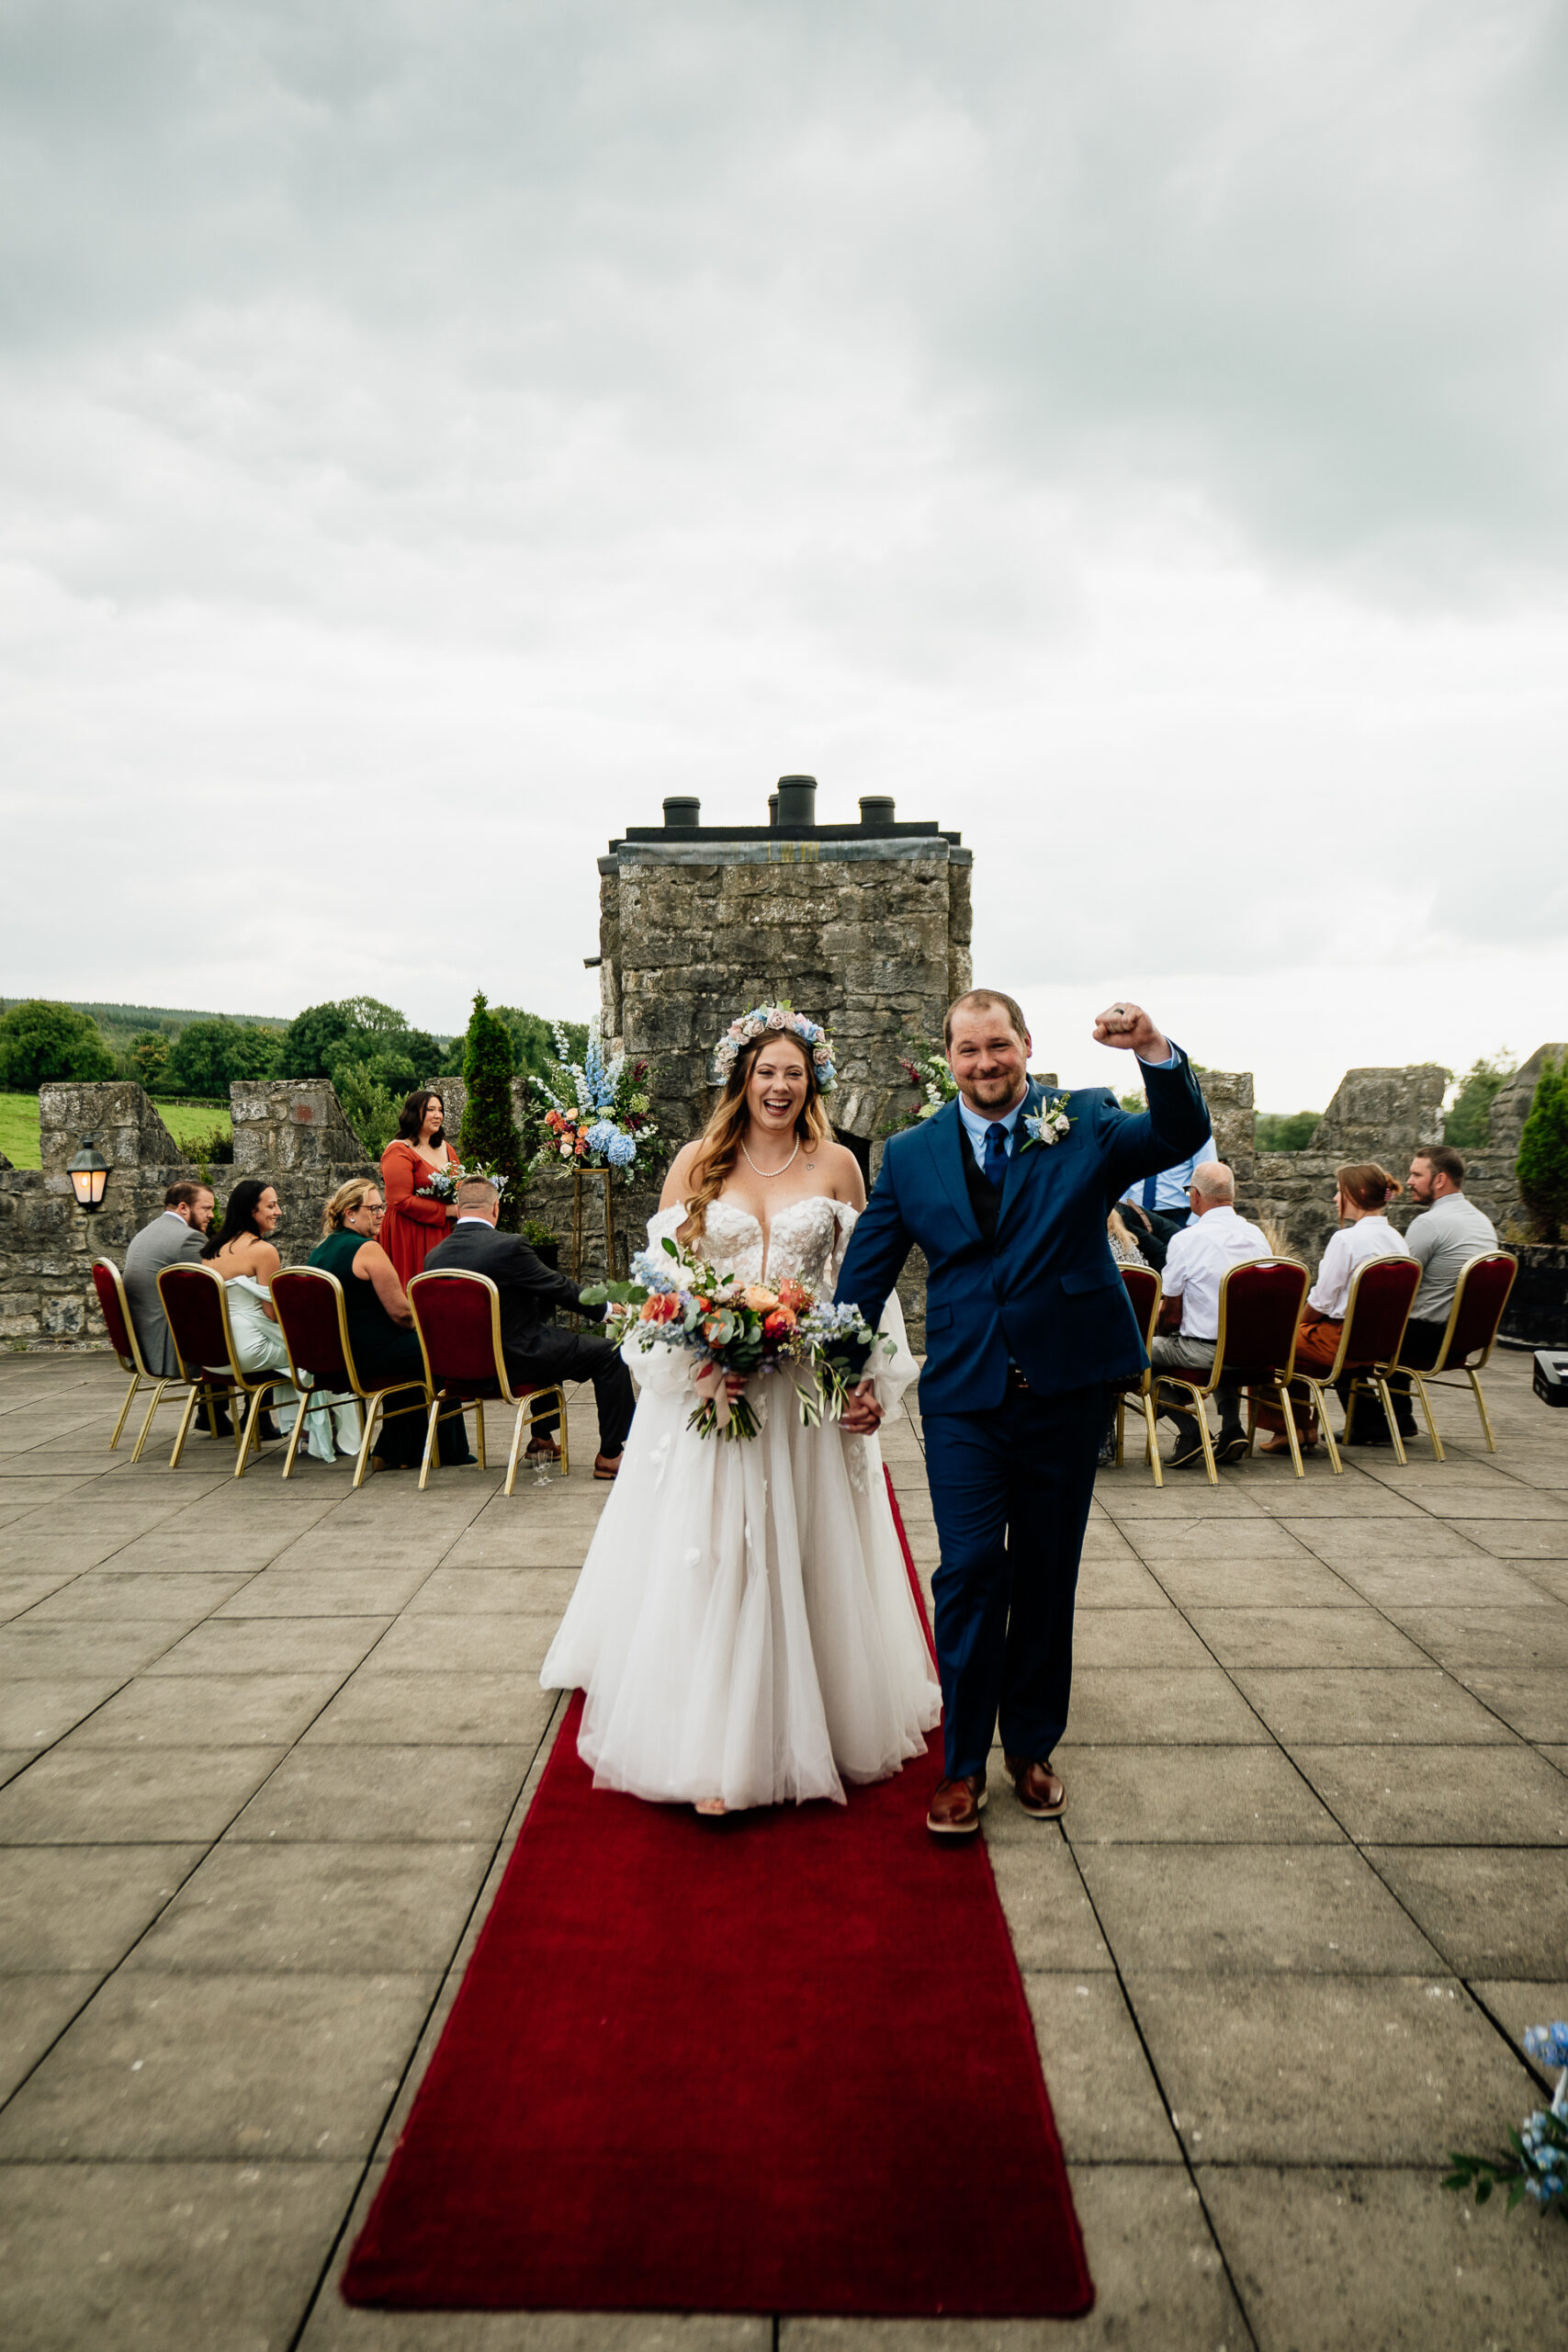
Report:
541,1007,941,1814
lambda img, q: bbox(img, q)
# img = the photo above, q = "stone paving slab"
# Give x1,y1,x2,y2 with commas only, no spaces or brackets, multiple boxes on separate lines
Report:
0,1349,1563,2348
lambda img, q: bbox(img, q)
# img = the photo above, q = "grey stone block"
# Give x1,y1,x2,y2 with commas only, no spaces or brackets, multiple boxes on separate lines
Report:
1061,1744,1343,1844
1233,1667,1524,1746
0,1846,203,1972
227,1745,532,1844
0,2157,357,2352
0,1744,286,1845
0,1970,436,2160
1130,1973,1533,2161
1364,1846,1568,1975
1288,1741,1568,1844
1081,1844,1444,1974
1199,2164,1568,2352
1186,1606,1430,1670
302,1671,556,1747
125,1839,491,1973
62,1672,344,1747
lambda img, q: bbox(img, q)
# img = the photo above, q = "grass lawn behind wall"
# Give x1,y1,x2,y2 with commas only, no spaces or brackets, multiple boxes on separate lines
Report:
0,1095,233,1172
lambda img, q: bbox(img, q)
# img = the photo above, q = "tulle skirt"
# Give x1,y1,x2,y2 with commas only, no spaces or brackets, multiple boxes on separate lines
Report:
541,1371,942,1810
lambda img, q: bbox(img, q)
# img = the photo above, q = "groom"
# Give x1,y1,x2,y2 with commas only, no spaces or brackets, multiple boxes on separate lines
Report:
834,991,1211,1836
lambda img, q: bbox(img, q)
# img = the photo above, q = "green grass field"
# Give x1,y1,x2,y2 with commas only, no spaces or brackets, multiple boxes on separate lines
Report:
0,1095,232,1171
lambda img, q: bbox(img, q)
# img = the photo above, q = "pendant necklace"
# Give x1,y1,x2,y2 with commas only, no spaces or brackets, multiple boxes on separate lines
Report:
740,1138,801,1179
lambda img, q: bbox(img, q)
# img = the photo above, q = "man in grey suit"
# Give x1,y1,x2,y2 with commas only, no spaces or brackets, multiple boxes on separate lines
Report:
123,1180,216,1379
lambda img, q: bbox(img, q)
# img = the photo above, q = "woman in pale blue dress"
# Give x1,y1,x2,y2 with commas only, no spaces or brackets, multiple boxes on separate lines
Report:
203,1179,357,1461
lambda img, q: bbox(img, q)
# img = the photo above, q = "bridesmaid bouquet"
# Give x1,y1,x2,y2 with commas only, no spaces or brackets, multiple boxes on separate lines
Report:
581,1236,886,1442
412,1159,509,1205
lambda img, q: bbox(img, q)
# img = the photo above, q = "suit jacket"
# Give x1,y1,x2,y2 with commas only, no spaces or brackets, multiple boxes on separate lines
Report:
122,1212,208,1377
423,1221,595,1365
834,1052,1213,1413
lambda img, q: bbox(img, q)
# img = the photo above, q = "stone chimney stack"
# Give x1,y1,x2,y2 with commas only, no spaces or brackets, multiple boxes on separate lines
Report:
597,777,972,1159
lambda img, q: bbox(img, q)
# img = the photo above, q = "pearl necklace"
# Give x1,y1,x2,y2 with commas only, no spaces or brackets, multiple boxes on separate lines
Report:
739,1137,801,1180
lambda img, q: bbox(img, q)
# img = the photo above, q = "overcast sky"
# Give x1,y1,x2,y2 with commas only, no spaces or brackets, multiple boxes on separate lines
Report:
4,0,1565,1109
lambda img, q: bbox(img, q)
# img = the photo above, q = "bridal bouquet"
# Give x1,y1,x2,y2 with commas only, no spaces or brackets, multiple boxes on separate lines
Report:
581,1236,887,1441
531,1020,660,1175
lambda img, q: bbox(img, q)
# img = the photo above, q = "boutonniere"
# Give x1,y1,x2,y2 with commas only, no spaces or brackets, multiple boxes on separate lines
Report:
1021,1093,1073,1150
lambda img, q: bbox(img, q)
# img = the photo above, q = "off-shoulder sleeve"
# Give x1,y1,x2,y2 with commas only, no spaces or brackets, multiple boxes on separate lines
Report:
380,1143,447,1227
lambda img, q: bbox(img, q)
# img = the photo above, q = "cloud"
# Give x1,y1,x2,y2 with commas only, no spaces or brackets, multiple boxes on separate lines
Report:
0,1,1563,1106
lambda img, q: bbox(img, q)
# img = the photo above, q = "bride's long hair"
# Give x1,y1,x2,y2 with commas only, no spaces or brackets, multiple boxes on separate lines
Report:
681,1032,833,1247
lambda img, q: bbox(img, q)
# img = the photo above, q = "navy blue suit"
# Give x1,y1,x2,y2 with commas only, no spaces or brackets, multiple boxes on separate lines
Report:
834,1053,1211,1780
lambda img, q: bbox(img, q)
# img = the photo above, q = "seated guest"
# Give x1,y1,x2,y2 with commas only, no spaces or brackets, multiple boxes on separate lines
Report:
201,1179,355,1462
1121,1126,1217,1244
1254,1163,1409,1453
1366,1145,1501,1443
123,1182,224,1430
1150,1162,1269,1467
424,1177,635,1477
309,1180,472,1473
379,1091,461,1286
1107,1207,1147,1267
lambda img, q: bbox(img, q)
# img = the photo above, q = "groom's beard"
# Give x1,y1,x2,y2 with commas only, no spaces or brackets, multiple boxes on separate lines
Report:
961,1074,1029,1114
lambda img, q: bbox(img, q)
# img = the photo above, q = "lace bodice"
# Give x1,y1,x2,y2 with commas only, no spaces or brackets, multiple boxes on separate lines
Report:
648,1195,855,1290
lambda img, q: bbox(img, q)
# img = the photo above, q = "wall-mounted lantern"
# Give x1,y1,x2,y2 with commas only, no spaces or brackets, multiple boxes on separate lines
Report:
67,1138,109,1212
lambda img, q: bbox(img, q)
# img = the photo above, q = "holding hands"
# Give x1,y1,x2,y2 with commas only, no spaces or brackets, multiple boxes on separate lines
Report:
1093,1000,1170,1063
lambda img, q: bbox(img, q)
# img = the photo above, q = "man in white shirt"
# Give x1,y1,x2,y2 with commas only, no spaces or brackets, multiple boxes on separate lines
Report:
1120,1131,1217,1236
1374,1144,1500,1442
1149,1162,1269,1466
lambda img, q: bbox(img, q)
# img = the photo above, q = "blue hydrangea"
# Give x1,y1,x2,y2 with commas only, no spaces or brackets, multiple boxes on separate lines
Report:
1523,2022,1568,2069
628,1249,677,1294
585,1120,617,1158
606,1130,637,1168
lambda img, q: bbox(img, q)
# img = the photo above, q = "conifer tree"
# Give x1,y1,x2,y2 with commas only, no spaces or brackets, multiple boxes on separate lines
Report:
458,990,526,1230
1517,1054,1568,1240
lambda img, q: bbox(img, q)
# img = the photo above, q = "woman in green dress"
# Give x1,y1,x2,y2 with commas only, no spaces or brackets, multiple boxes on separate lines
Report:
310,1179,471,1472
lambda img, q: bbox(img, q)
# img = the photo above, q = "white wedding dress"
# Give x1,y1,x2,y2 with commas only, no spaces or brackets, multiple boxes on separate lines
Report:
541,1196,942,1810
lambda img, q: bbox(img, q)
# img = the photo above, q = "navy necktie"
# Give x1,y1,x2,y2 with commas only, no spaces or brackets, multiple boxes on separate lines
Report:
984,1122,1010,1188
1142,1170,1159,1211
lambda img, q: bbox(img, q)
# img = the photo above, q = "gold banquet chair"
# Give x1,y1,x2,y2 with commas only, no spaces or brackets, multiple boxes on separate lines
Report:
408,1270,570,1496
1395,1250,1519,1459
1113,1261,1165,1488
1153,1258,1312,1483
156,1261,292,1477
270,1267,438,1487
90,1258,192,1461
1279,1253,1423,1475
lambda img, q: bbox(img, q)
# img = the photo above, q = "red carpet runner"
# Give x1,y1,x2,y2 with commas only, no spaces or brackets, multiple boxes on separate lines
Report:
343,1473,1093,2316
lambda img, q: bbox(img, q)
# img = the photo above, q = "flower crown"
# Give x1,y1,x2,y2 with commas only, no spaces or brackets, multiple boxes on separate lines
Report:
713,1001,837,1094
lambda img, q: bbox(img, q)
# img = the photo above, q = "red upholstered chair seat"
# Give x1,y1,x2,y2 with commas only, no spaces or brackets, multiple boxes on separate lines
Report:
408,1270,569,1496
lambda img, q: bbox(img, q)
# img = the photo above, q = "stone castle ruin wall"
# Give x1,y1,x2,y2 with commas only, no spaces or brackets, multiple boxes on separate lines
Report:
0,778,1557,1350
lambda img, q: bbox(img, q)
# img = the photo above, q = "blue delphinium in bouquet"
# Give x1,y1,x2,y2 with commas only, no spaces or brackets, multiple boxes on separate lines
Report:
1444,2020,1568,2221
532,1019,660,1175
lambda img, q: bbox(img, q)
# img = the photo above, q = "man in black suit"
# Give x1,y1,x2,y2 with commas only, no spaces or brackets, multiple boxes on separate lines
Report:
423,1179,635,1476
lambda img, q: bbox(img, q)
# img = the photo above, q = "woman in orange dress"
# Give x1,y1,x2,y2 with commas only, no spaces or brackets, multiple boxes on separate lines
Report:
378,1091,460,1286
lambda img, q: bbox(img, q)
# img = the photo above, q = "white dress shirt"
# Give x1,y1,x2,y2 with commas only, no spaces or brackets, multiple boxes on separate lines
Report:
958,1046,1182,1173
1307,1216,1410,1319
1160,1206,1270,1340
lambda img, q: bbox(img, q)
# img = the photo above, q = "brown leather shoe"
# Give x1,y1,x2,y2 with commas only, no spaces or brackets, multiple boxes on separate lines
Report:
926,1771,987,1836
1004,1755,1066,1818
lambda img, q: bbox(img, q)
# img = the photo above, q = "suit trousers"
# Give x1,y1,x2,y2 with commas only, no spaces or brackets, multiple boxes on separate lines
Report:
504,1329,636,1455
921,1381,1103,1781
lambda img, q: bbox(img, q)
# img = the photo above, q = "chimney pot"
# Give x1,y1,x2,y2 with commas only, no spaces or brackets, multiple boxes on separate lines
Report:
662,796,701,830
859,796,896,827
775,775,818,828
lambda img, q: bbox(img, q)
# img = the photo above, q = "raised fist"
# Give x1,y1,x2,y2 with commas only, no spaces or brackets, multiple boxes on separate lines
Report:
1092,1001,1170,1061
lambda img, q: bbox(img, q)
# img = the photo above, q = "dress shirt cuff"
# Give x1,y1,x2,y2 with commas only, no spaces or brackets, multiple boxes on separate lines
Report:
1137,1040,1180,1069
